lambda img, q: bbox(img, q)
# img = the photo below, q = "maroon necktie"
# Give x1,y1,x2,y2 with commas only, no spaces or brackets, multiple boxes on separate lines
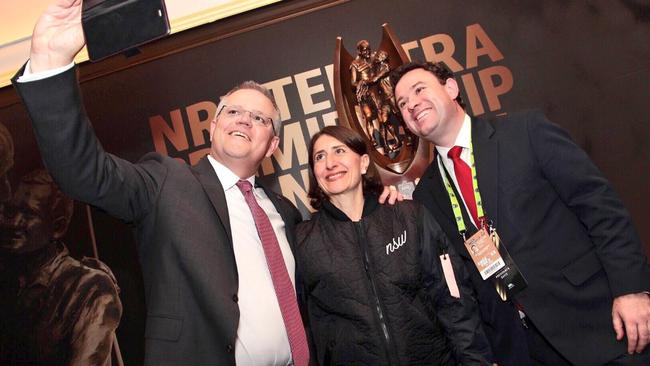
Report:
236,180,309,366
448,146,480,226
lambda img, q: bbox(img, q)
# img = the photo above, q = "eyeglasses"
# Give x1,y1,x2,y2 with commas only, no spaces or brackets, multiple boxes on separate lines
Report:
218,105,275,133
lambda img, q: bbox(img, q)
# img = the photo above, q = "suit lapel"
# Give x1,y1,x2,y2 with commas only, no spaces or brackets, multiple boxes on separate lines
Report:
472,116,498,228
190,157,233,245
426,152,457,223
416,155,474,260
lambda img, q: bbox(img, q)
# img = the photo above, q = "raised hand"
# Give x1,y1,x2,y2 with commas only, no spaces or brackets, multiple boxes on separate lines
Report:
30,0,85,73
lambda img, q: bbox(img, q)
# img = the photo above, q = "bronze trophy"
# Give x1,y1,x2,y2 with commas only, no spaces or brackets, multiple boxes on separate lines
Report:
333,24,431,198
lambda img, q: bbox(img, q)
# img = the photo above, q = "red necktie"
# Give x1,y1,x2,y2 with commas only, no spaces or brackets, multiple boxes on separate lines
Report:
236,180,309,366
448,146,480,226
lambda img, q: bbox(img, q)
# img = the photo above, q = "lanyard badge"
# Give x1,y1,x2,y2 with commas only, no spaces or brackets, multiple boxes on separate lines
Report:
439,142,527,301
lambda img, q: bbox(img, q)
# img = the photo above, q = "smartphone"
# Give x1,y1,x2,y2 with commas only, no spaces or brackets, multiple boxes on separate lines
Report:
82,0,171,61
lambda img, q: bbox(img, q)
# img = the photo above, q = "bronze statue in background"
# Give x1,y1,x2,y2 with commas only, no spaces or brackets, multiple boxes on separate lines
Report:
334,24,426,197
350,40,381,152
350,39,399,158
371,50,413,155
349,41,408,157
0,170,122,366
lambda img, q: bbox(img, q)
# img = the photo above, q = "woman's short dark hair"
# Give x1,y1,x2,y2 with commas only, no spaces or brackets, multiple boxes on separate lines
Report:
307,126,384,210
389,61,465,109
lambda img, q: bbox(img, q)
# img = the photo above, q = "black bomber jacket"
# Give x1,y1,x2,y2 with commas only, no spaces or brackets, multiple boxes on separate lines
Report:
296,197,493,366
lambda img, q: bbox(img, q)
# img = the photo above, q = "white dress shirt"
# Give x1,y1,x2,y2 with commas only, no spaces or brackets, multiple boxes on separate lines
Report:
17,60,75,82
208,155,294,366
435,113,479,228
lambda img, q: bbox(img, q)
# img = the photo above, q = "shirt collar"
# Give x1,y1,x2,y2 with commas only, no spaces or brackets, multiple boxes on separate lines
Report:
436,113,472,157
207,155,256,191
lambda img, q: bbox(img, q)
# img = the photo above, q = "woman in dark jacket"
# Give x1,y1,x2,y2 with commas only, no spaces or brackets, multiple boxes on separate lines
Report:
296,126,492,366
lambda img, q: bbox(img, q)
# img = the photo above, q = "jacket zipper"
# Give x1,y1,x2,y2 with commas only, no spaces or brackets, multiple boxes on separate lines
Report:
353,221,399,366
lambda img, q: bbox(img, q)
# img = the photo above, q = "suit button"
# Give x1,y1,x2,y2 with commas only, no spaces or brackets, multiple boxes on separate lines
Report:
227,344,233,353
232,294,238,302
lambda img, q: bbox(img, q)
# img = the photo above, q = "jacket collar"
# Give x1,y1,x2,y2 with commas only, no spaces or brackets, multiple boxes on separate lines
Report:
321,194,379,222
419,115,499,225
471,116,499,228
191,156,232,245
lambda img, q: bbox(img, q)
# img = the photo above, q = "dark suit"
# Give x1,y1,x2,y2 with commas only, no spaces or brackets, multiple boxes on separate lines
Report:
13,65,303,365
414,110,650,365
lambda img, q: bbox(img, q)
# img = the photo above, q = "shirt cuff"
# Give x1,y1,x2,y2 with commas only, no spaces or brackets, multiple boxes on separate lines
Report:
16,60,75,83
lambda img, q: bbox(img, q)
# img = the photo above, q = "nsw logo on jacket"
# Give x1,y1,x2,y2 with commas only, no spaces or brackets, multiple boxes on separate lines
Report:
386,230,407,255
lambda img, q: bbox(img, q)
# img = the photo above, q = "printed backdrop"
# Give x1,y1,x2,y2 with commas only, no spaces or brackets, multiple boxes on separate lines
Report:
1,0,648,364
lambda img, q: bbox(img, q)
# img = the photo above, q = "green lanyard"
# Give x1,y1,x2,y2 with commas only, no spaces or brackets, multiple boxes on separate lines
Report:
438,140,485,234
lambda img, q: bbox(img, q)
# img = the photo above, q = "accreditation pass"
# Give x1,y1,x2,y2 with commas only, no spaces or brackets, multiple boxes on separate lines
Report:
464,228,505,280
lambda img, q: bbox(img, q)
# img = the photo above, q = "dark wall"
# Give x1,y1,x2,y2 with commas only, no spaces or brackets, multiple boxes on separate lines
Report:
0,0,648,364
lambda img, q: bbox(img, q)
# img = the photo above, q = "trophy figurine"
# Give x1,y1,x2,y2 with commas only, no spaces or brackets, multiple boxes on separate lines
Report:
333,24,431,198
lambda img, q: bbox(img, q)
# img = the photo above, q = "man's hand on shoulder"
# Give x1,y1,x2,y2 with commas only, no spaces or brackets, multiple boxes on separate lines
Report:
30,0,85,73
378,185,404,205
612,292,650,354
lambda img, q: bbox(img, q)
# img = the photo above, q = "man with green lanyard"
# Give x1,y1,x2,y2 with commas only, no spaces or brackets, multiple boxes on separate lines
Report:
391,61,650,366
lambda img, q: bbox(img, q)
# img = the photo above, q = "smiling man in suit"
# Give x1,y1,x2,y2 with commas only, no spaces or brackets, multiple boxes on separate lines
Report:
391,61,650,366
11,1,311,365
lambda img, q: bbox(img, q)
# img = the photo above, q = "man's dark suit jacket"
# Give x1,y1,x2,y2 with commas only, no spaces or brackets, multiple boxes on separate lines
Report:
413,110,650,366
13,65,303,366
